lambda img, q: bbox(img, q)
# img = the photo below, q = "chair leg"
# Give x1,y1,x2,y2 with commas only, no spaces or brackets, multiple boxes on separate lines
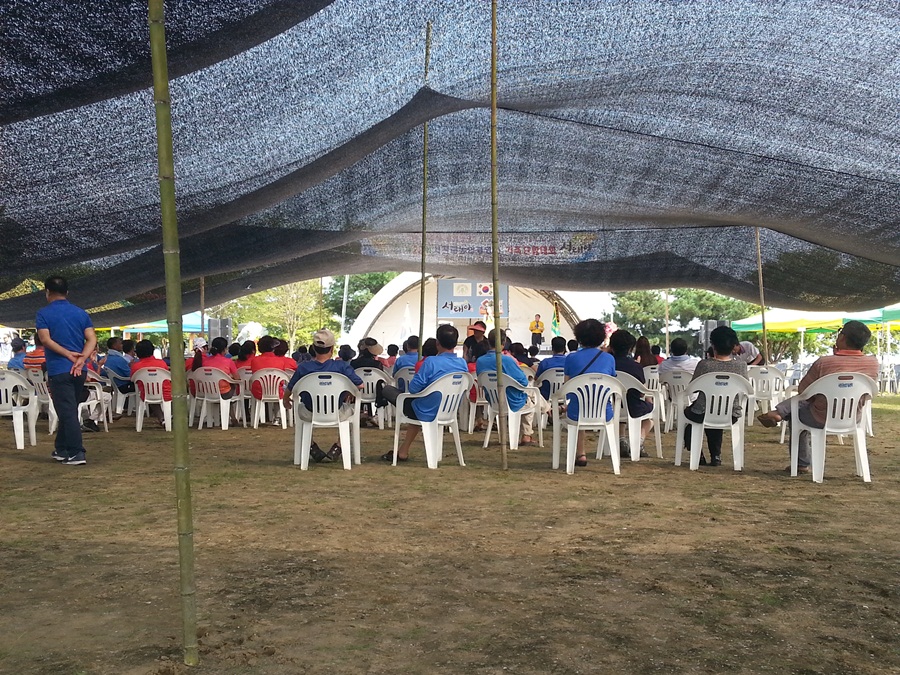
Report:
652,412,663,458
450,422,465,467
565,426,578,474
136,401,145,432
12,410,25,450
810,429,826,483
392,418,402,466
423,422,439,469
508,411,520,451
162,401,172,431
338,422,352,470
551,416,562,469
296,423,311,468
482,412,494,448
607,424,621,475
628,417,641,462
688,422,703,471
674,412,685,466
790,421,801,477
732,422,744,471
853,428,871,482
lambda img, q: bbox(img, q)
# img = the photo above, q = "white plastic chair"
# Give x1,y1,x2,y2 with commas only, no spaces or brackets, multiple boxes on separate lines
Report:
535,367,565,429
132,368,172,432
107,373,138,416
392,371,473,469
642,365,667,427
393,366,416,392
746,365,788,426
614,371,663,459
354,367,391,428
479,371,542,450
463,379,490,434
291,372,359,470
659,370,692,433
236,365,255,424
549,373,625,474
877,362,897,394
188,367,242,430
250,368,290,429
0,369,39,449
789,373,878,483
674,372,753,471
85,370,114,425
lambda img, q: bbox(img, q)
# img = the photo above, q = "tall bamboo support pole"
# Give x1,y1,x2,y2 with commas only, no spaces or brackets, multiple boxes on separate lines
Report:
199,276,205,338
755,227,770,364
491,0,509,468
340,274,350,336
148,0,199,666
418,21,432,358
664,290,670,354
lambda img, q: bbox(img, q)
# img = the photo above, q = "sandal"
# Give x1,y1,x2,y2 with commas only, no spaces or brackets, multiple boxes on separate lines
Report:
575,455,587,467
380,451,408,462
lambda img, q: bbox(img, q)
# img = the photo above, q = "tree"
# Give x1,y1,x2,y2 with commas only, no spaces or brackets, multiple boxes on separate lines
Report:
211,280,336,351
611,290,667,336
669,289,757,328
324,272,398,331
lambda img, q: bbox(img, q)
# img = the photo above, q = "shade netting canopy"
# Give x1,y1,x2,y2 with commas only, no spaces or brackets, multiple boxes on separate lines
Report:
2,0,899,326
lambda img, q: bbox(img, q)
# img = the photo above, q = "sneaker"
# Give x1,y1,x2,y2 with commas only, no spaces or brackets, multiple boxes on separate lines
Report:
326,444,342,462
51,450,68,462
619,438,631,459
81,419,100,433
710,456,722,467
63,451,87,466
639,442,649,459
698,454,708,466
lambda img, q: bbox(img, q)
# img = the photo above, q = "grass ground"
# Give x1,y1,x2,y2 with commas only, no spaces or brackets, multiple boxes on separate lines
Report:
1,396,898,674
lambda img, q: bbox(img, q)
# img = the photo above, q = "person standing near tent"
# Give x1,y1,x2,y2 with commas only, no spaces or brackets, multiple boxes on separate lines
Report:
733,340,763,365
529,314,544,348
36,276,96,465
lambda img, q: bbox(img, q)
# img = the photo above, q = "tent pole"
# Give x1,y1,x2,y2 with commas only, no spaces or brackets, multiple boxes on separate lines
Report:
148,0,198,666
418,21,432,358
340,274,350,336
664,290,670,354
199,276,205,339
754,228,770,364
490,0,509,468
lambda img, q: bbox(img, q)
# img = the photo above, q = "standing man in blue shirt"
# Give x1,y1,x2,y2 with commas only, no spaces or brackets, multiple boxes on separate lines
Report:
378,324,468,462
35,276,96,465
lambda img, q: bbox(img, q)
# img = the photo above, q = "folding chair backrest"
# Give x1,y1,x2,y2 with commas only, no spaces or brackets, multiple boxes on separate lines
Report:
687,373,753,427
132,368,171,403
293,372,357,423
802,373,877,435
250,368,288,401
642,365,661,391
557,373,623,424
355,367,390,403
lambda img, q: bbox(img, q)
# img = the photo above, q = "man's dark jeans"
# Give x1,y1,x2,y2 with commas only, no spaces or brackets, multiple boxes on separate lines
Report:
49,372,87,457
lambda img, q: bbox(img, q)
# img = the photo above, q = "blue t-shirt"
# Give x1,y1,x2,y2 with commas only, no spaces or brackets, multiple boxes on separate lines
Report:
407,352,469,422
535,353,567,399
475,351,529,412
35,300,93,377
103,351,132,387
564,347,616,421
287,358,363,410
392,352,420,390
7,352,25,370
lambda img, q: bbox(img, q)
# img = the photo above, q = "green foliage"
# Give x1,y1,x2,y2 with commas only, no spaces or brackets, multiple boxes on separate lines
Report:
669,289,757,327
211,280,338,350
324,272,399,330
612,289,757,339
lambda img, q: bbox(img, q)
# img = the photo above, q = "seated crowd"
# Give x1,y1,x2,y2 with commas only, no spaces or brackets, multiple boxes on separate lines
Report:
5,315,881,476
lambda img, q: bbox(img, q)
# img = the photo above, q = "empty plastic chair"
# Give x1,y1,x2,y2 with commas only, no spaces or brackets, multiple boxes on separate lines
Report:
0,369,39,449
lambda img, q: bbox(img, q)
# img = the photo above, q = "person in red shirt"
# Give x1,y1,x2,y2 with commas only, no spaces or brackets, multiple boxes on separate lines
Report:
250,336,294,399
235,340,256,369
191,336,239,397
272,339,297,371
131,339,171,425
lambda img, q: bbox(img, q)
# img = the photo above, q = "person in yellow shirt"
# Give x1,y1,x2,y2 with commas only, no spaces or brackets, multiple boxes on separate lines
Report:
529,314,544,348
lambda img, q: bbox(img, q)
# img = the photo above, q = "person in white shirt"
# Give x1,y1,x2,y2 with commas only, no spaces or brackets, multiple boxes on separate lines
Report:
657,338,700,375
732,340,763,365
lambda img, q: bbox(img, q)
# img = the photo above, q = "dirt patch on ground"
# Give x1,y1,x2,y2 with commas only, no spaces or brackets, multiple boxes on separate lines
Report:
2,397,899,674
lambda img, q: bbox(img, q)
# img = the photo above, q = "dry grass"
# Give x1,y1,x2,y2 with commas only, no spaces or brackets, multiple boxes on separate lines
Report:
1,396,898,674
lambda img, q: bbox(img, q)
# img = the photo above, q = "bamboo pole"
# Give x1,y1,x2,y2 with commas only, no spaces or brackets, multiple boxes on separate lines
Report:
664,290,670,354
755,227,770,364
418,21,432,358
199,276,205,339
148,0,199,666
340,274,350,336
490,0,509,468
